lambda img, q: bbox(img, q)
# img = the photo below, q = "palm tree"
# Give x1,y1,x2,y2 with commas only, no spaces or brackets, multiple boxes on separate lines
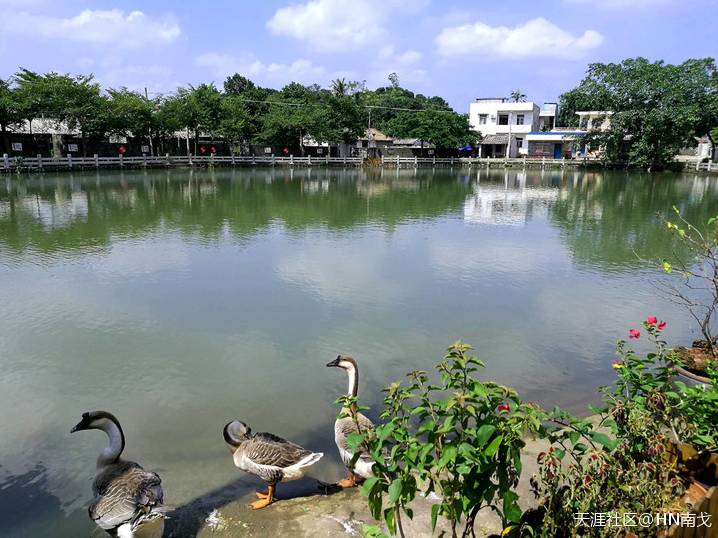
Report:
510,89,526,103
331,78,348,96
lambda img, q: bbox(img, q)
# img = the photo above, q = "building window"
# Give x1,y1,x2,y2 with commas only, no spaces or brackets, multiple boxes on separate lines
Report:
478,114,488,125
516,114,525,125
498,114,509,125
516,137,523,148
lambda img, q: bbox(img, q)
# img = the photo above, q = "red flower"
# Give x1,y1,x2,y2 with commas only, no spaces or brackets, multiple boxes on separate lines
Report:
629,329,641,339
497,403,510,413
647,316,657,325
657,321,666,331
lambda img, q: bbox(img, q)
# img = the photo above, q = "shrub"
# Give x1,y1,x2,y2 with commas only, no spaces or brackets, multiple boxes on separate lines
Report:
339,342,543,538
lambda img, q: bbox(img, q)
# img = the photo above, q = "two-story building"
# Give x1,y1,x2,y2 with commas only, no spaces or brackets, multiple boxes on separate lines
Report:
469,98,540,158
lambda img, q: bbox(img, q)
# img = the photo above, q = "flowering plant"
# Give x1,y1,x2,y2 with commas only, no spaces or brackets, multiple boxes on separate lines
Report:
345,342,543,538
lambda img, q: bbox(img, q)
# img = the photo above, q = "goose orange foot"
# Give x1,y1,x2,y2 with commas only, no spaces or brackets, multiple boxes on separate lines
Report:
249,484,275,509
249,497,273,509
337,472,359,488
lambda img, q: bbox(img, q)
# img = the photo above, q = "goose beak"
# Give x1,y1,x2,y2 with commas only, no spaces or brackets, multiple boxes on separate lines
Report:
326,356,341,368
71,419,87,433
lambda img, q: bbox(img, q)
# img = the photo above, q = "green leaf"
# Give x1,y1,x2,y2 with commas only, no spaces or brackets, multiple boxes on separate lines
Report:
484,435,504,458
590,431,618,451
431,503,441,530
475,424,496,448
360,476,380,497
383,506,396,536
502,490,522,523
438,445,458,468
388,479,403,503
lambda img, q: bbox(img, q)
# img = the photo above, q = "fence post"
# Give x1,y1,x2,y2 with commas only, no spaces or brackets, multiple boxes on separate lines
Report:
326,154,329,165
290,154,294,166
381,155,385,166
3,153,8,170
523,156,526,168
696,160,700,171
450,156,454,166
67,153,73,169
94,153,99,168
231,153,236,166
542,156,546,168
414,155,418,167
142,153,147,167
166,153,170,166
308,154,312,166
38,154,43,171
343,155,347,165
119,153,124,167
433,155,436,166
709,161,713,172
562,157,566,167
272,154,276,166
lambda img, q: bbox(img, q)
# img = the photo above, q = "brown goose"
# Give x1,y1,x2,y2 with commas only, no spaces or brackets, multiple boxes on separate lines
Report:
71,411,165,538
326,355,376,488
223,420,323,509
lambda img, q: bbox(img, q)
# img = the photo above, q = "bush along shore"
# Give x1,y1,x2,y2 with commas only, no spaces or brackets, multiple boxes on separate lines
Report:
337,213,718,538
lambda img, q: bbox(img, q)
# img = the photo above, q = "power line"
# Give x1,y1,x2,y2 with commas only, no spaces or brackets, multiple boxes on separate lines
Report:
232,97,457,114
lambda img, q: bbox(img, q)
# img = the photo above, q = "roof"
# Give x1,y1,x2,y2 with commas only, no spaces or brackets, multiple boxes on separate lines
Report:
392,138,435,148
527,131,585,135
480,134,510,145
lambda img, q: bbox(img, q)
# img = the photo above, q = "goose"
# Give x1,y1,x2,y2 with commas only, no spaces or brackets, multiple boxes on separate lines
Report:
223,420,323,509
326,355,376,488
71,411,165,538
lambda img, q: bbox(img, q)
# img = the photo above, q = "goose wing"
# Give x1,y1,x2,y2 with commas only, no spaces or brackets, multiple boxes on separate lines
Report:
90,461,163,532
243,432,313,468
336,412,375,449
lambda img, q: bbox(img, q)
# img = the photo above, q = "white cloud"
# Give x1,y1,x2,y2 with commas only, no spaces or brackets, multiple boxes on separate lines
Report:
267,0,420,50
435,17,603,59
195,52,337,87
0,9,180,49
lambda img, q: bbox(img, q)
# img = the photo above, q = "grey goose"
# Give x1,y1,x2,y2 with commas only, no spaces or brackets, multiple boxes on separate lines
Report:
71,411,165,538
223,420,323,509
326,355,376,487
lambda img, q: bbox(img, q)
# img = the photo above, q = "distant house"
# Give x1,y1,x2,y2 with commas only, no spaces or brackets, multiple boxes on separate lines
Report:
525,131,585,159
539,103,558,131
576,111,613,131
469,98,540,158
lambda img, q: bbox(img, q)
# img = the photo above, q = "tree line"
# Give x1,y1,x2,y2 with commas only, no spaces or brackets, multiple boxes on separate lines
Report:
0,70,478,156
558,57,718,169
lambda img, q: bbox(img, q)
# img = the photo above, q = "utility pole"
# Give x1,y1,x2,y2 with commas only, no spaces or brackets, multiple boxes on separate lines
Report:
145,87,154,156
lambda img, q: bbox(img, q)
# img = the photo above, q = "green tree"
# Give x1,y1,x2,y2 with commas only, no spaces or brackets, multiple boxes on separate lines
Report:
386,109,478,149
106,88,155,154
217,95,252,151
559,57,718,169
0,78,21,154
223,73,255,96
510,89,526,103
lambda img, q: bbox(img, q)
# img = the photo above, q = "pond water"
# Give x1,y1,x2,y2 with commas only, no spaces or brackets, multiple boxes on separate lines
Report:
1,167,717,536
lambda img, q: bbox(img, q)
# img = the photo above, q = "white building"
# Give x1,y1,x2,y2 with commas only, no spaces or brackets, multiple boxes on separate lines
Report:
469,98,540,158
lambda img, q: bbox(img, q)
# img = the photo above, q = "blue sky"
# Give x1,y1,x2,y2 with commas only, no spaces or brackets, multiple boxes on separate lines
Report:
0,0,715,111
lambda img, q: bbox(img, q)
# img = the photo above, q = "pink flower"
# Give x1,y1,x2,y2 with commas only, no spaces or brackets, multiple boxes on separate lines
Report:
657,321,666,331
629,329,641,339
497,403,510,413
647,316,657,325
